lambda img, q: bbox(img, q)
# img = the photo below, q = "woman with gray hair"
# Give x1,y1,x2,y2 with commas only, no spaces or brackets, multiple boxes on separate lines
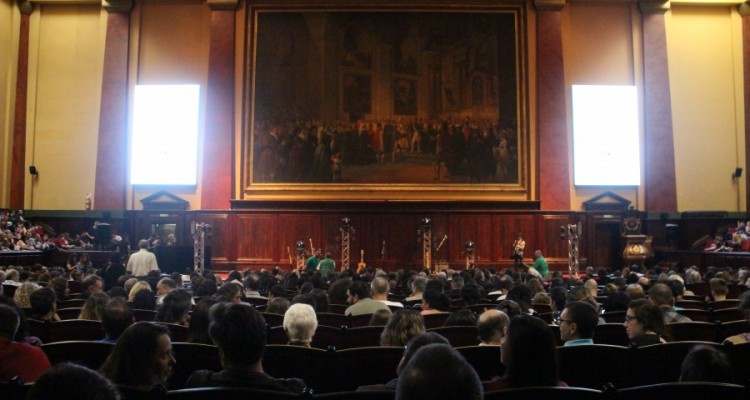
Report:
283,303,318,347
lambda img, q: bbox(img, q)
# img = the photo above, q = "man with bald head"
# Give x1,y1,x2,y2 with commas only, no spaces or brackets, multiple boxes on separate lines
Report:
477,309,509,346
371,277,403,308
126,239,159,277
649,282,691,323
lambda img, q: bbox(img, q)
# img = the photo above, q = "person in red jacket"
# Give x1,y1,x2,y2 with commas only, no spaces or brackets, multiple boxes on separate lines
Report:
0,304,51,383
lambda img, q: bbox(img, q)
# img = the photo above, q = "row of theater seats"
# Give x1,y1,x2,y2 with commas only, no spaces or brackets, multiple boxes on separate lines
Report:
1,382,744,400
38,340,750,392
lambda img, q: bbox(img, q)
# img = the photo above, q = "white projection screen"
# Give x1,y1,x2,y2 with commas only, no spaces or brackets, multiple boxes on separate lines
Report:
572,85,640,186
130,85,200,185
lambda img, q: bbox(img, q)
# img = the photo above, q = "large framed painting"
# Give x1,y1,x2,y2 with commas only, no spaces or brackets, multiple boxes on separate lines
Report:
242,2,528,200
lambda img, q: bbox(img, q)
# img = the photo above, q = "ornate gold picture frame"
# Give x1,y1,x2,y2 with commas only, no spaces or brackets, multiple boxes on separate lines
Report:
242,3,529,201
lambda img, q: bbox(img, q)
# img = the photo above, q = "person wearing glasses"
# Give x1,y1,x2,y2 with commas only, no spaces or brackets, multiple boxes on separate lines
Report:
559,301,598,346
624,299,668,346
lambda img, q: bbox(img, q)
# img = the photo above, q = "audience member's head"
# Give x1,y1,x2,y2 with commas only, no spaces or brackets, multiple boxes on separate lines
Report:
347,281,372,304
79,292,110,321
128,281,152,303
369,309,393,326
209,303,267,368
396,332,450,375
27,362,119,400
396,343,482,400
156,289,192,325
101,297,134,342
477,309,509,346
380,309,426,347
266,297,291,315
648,283,675,307
422,289,451,312
679,345,733,383
216,282,243,303
625,283,646,301
30,287,57,321
81,275,104,297
710,278,729,300
625,298,665,341
560,301,599,343
50,277,69,300
13,282,39,308
443,308,477,327
309,289,329,313
0,303,20,340
501,315,559,387
156,278,177,297
283,303,318,346
186,297,219,345
496,299,522,318
100,322,174,389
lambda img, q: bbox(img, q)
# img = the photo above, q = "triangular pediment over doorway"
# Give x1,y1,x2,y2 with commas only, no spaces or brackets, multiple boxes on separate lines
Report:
582,191,631,211
140,191,189,211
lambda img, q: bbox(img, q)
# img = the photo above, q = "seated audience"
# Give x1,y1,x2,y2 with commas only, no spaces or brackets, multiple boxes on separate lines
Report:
396,343,482,400
496,299,523,318
679,345,734,383
369,309,393,326
13,282,39,308
477,309,509,346
624,298,668,346
266,297,291,315
420,289,451,315
185,303,308,394
81,275,104,299
187,298,219,345
283,303,318,347
625,283,646,301
100,321,175,391
155,288,191,326
0,304,51,383
358,332,450,391
27,362,119,400
216,282,243,303
381,309,426,347
649,282,691,323
371,277,404,308
29,287,60,322
485,315,563,390
443,308,477,327
100,297,134,344
559,301,598,346
724,290,750,344
50,277,70,303
155,278,178,305
404,277,427,303
709,277,729,302
79,292,109,321
345,281,389,316
128,281,152,303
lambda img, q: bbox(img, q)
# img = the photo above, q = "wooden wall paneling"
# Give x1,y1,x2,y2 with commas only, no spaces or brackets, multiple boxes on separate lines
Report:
373,213,422,270
277,214,322,261
497,214,536,264
540,214,571,261
425,214,449,269
586,214,623,270
448,214,494,268
197,212,234,266
236,214,275,264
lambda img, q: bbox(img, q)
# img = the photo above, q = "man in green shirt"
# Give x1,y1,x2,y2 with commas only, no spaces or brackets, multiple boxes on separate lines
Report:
317,252,336,275
532,250,549,279
305,249,321,273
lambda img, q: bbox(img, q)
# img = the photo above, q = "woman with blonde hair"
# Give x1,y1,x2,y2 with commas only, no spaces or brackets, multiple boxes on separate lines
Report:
78,292,109,321
14,282,40,309
128,281,152,303
380,309,425,347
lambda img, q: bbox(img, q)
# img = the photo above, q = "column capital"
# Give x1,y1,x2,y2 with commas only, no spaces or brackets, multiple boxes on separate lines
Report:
17,0,33,15
534,0,566,12
102,0,132,13
206,0,238,11
639,0,671,15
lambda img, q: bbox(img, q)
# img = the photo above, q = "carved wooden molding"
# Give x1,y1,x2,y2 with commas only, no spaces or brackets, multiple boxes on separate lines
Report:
101,0,132,13
639,0,671,14
206,0,238,11
534,0,566,12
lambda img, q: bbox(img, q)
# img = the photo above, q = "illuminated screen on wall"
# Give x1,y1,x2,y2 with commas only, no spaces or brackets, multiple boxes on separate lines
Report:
130,85,200,185
572,85,640,186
